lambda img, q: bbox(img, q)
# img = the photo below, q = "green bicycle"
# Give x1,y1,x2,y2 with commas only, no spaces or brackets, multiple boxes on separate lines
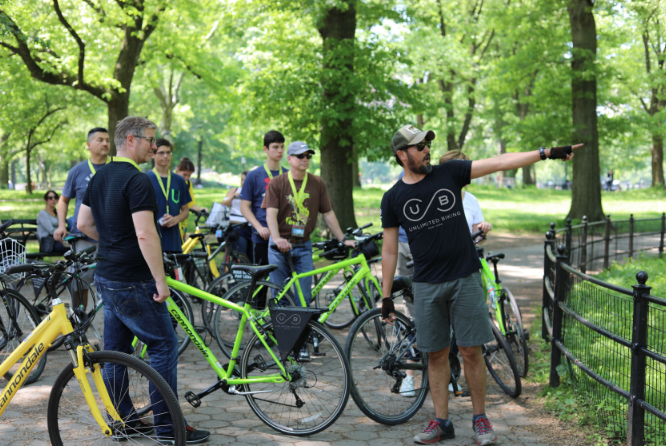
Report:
474,229,529,377
209,227,383,360
162,257,351,436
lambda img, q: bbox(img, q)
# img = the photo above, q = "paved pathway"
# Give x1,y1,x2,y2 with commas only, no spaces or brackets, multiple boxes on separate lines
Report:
0,233,579,446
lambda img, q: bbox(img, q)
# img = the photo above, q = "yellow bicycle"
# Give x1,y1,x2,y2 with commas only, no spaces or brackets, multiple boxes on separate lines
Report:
0,255,186,445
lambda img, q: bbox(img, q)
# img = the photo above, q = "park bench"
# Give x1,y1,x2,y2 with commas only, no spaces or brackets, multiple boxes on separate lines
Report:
6,219,64,260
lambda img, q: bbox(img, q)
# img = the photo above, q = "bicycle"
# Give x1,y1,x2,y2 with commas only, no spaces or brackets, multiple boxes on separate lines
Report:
474,230,529,377
161,258,351,436
210,226,383,360
1,260,187,444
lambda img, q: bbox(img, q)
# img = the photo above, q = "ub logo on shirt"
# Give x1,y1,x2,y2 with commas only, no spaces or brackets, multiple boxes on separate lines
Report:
403,188,456,222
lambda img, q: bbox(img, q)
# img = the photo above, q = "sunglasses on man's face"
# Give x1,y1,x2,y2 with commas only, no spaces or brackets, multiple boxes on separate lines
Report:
412,140,433,151
294,153,312,160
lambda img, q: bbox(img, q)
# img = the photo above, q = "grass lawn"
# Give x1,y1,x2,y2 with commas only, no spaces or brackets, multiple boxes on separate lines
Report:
0,185,663,236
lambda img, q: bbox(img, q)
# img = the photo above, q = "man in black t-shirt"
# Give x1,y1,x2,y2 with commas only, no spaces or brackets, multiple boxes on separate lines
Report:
77,116,209,444
380,124,580,445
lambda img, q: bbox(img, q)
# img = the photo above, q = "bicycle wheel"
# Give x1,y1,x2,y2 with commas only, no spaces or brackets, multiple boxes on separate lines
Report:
0,289,47,385
315,271,360,329
212,280,294,359
498,287,528,377
47,350,186,445
240,319,350,436
358,281,380,349
484,322,522,398
202,271,236,333
345,308,428,425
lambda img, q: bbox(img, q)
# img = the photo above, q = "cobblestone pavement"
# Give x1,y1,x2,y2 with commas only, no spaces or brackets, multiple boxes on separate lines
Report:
0,235,568,446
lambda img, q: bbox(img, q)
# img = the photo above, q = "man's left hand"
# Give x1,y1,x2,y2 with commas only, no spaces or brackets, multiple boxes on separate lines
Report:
162,214,178,228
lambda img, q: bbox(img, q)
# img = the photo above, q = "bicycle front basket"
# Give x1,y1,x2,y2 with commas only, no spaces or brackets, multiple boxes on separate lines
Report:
0,237,26,279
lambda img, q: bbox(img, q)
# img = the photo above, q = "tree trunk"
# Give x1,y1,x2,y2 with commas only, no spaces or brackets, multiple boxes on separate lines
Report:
567,0,604,221
196,137,203,185
317,1,358,230
11,161,16,188
652,134,665,186
351,145,361,188
438,78,457,152
0,132,9,189
522,164,535,186
25,148,32,194
107,94,130,156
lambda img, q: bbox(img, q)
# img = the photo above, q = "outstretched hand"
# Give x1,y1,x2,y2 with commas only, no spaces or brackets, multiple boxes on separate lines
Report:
549,143,583,161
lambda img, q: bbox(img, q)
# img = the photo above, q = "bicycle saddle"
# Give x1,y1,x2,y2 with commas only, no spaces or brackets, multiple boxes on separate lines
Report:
391,276,413,294
231,264,279,279
486,253,505,262
64,233,88,241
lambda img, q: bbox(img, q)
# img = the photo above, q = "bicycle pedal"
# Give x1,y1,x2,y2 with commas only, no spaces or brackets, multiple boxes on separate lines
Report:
184,391,202,408
312,352,326,357
454,390,471,398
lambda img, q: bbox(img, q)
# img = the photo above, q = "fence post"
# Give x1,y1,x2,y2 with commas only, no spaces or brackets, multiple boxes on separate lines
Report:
565,218,572,262
627,271,652,446
604,214,611,270
659,212,665,258
549,245,569,388
629,214,634,259
543,229,556,342
580,216,588,274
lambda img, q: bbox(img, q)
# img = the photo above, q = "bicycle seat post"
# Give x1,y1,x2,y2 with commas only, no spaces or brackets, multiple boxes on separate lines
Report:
492,260,501,284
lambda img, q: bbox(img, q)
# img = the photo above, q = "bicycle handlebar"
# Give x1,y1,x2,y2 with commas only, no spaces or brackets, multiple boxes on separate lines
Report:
0,219,15,235
5,264,35,274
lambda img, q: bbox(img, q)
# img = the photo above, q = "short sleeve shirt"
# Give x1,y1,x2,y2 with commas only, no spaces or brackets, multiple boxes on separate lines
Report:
380,161,481,283
177,177,197,240
261,173,333,242
462,192,484,233
82,161,159,282
62,159,106,241
240,165,289,244
147,171,191,253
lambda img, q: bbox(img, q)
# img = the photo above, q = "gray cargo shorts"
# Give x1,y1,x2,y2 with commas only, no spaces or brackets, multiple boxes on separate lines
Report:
413,271,494,352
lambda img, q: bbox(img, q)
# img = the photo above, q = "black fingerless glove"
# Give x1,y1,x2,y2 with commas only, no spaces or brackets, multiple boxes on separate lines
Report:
382,298,395,319
548,145,573,160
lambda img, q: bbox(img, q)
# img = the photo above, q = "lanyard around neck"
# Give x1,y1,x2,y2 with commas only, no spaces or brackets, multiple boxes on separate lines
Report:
263,164,283,180
88,157,110,175
111,156,142,172
152,168,172,214
288,171,308,211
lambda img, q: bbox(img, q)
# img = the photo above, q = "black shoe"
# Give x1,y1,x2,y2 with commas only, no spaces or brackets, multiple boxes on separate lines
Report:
112,419,155,441
158,425,210,444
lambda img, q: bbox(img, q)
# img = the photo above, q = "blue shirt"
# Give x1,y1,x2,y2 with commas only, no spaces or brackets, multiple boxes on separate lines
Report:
147,171,191,253
62,159,106,241
240,165,288,244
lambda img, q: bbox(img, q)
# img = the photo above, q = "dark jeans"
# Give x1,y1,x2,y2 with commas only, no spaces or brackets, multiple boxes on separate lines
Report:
95,274,180,436
253,242,268,266
232,235,252,261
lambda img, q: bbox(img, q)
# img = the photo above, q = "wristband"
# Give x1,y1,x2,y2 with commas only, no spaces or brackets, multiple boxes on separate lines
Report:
539,147,546,160
548,145,573,160
381,298,395,319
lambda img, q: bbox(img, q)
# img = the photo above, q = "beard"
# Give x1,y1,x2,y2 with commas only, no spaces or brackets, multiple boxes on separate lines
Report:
406,150,432,175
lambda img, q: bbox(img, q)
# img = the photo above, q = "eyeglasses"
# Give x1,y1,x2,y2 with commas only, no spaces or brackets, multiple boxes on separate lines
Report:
134,135,157,146
155,151,172,157
412,140,432,151
294,153,312,160
46,195,58,200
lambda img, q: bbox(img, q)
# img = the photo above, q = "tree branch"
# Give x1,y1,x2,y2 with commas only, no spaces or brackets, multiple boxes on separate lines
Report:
30,119,67,151
142,0,168,40
52,0,85,86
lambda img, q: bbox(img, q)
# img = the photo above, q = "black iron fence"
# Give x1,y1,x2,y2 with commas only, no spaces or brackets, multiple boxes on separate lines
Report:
542,221,666,445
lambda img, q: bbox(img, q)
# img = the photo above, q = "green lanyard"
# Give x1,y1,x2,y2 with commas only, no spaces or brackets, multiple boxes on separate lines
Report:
288,171,308,214
88,157,110,175
152,168,172,214
111,156,142,171
263,164,283,180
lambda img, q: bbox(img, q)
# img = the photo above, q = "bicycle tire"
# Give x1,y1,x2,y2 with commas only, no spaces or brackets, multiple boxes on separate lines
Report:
133,287,193,361
212,280,294,359
484,322,522,398
0,289,47,385
499,287,528,377
345,308,428,425
358,281,380,348
240,319,350,436
47,350,186,445
202,271,237,333
316,271,360,330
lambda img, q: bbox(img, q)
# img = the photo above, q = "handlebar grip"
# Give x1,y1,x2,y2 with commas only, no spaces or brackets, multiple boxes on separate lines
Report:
5,264,35,274
359,222,372,230
0,219,14,234
405,260,414,269
77,245,97,257
190,209,202,217
471,229,484,240
191,251,208,258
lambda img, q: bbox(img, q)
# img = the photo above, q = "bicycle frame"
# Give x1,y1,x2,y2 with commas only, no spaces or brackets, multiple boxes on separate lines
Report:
281,253,382,324
479,257,507,335
164,277,289,385
0,298,121,435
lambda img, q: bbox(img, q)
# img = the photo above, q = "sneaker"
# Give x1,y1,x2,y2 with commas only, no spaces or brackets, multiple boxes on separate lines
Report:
400,376,416,397
158,425,210,444
112,419,155,441
472,416,497,445
414,420,455,444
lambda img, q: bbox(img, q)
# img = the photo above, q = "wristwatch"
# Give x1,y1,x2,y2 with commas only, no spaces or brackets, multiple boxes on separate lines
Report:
539,147,547,160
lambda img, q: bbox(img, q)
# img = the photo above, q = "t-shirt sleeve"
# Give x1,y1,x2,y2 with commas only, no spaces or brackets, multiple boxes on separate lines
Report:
380,192,400,228
127,174,157,214
262,176,281,209
470,195,484,224
318,179,333,214
444,160,472,188
62,167,77,199
239,171,255,201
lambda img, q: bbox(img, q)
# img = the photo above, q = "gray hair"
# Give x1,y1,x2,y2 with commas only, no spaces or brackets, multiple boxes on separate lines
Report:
114,116,157,150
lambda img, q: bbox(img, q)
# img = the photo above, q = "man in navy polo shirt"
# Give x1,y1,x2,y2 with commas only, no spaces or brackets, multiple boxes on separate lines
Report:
240,130,288,265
